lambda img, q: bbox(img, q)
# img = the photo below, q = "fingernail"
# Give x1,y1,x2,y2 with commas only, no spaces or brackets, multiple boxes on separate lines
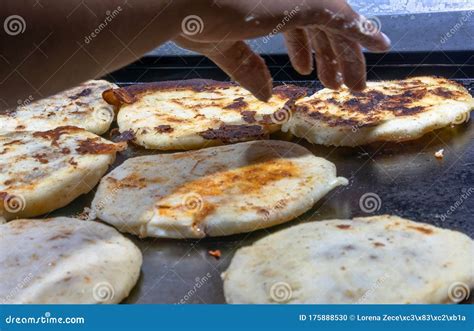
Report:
254,88,272,102
351,80,366,92
381,32,391,47
298,66,313,75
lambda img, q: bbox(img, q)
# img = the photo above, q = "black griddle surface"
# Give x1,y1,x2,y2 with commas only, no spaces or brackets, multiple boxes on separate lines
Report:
51,79,474,304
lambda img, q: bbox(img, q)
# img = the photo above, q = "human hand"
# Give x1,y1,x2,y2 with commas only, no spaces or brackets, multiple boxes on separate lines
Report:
173,0,390,100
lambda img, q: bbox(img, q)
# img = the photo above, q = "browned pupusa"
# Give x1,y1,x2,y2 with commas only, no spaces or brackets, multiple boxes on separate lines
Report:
103,79,307,150
0,126,124,221
91,140,347,238
0,80,117,135
284,76,474,146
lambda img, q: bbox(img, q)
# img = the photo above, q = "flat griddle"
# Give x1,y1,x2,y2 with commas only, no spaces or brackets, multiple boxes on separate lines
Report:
48,54,474,304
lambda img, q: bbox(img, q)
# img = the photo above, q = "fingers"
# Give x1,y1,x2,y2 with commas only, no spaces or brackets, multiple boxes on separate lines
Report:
333,15,391,53
173,36,272,101
327,34,366,91
313,2,391,53
309,27,341,90
309,27,366,91
211,41,273,101
283,28,313,75
206,41,273,102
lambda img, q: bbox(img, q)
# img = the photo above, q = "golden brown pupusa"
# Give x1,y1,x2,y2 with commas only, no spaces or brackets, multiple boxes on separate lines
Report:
0,80,117,135
103,79,307,150
284,76,474,146
0,126,124,221
92,140,347,238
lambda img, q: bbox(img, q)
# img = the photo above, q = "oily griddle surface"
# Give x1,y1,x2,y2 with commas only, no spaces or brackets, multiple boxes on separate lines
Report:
49,80,474,304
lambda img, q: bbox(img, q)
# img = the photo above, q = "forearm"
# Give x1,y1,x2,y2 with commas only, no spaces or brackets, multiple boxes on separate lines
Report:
0,0,184,109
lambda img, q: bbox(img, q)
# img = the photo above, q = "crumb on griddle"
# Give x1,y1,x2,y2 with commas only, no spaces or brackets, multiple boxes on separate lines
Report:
208,249,221,259
434,149,444,159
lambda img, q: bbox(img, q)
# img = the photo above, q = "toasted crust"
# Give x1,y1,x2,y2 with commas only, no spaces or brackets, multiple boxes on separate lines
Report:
104,79,307,150
0,127,124,221
0,217,142,303
284,76,474,146
92,140,347,238
103,79,305,106
0,80,117,135
223,215,474,304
